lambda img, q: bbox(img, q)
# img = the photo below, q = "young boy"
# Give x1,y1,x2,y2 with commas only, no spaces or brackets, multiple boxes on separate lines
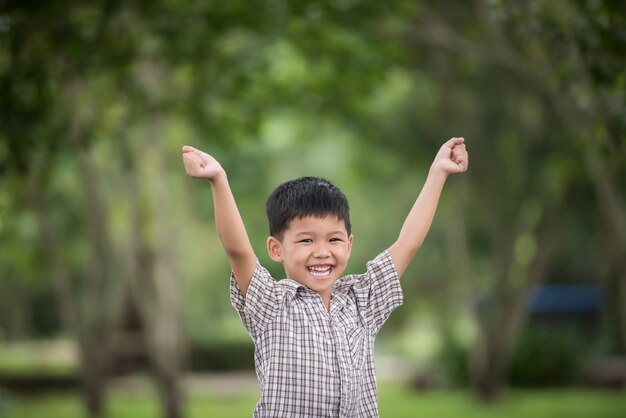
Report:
182,138,468,417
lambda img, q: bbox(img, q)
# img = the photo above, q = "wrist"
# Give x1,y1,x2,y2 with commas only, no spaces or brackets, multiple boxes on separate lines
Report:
428,163,449,180
208,169,228,186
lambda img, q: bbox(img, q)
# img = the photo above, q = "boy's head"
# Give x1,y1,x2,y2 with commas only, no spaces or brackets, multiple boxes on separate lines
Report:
266,176,351,241
265,177,353,305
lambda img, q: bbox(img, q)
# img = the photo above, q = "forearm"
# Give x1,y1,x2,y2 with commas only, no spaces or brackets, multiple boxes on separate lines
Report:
210,172,256,292
388,168,448,278
210,173,251,256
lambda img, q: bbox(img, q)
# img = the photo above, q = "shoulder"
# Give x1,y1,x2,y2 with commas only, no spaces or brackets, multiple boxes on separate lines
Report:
367,250,397,278
338,250,397,286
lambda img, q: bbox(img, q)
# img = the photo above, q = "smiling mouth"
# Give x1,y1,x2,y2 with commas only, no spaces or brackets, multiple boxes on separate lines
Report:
308,265,333,278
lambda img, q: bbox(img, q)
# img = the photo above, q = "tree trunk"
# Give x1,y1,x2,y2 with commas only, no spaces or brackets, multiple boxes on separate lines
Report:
147,124,185,418
585,147,626,355
123,121,185,418
471,288,516,402
76,150,119,418
31,172,109,418
473,336,507,402
471,209,557,401
607,274,626,354
81,343,107,418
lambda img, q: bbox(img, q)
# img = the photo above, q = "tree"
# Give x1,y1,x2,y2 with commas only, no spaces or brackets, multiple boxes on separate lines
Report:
1,1,409,416
390,0,626,400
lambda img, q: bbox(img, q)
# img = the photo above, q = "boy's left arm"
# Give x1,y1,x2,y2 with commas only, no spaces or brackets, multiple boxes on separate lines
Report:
388,137,468,278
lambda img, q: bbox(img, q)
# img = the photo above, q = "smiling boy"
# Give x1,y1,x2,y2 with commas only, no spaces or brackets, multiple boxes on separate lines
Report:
182,137,468,417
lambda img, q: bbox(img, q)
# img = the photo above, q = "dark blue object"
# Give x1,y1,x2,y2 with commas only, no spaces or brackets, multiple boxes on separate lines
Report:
529,284,603,314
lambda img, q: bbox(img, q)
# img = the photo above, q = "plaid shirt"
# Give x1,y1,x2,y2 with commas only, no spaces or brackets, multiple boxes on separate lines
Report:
230,250,403,417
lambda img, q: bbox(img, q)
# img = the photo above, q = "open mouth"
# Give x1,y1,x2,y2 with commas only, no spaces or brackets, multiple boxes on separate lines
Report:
308,265,333,278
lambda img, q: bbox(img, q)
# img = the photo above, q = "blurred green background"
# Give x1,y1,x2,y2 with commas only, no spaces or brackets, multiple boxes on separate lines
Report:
1,0,625,417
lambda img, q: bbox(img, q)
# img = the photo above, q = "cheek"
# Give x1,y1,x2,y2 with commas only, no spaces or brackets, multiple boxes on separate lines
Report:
338,250,350,262
289,249,308,262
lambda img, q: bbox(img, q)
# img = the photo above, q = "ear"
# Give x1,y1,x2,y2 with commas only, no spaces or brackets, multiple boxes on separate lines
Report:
267,236,283,262
347,235,353,258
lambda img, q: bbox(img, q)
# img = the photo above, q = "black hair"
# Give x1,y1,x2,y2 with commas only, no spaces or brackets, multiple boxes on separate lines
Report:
266,176,351,240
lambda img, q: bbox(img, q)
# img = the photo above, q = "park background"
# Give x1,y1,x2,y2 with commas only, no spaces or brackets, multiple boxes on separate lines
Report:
1,0,625,417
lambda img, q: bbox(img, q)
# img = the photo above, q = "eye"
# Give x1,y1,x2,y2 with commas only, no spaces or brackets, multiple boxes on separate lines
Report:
330,238,344,243
297,239,313,244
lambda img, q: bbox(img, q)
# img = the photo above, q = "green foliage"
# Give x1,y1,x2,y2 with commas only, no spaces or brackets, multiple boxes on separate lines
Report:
1,3,625,412
509,323,591,387
190,341,255,372
437,334,471,387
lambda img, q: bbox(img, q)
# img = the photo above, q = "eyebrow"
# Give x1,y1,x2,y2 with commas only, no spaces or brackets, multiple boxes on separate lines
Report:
329,230,347,236
293,230,347,238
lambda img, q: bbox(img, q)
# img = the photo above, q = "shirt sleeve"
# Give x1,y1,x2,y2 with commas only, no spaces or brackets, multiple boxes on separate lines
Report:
229,260,279,338
351,250,403,336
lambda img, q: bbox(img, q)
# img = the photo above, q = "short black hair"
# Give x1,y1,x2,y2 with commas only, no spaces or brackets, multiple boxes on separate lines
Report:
266,176,351,240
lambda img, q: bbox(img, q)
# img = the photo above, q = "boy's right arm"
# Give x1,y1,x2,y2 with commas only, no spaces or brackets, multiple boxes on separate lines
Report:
182,145,256,296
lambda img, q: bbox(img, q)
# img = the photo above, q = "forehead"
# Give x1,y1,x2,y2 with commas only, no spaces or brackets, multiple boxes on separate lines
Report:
285,216,348,235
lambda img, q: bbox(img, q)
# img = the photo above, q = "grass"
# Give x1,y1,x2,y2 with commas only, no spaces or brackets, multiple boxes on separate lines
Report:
0,341,76,378
2,384,625,418
378,384,626,418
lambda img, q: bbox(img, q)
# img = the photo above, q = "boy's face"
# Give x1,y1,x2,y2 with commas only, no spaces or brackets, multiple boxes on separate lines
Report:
267,215,352,304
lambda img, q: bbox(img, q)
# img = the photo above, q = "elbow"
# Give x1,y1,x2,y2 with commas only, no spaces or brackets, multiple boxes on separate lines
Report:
225,247,248,260
219,236,253,261
224,243,255,263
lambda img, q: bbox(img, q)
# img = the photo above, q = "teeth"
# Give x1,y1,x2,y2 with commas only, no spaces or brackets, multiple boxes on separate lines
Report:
308,266,332,277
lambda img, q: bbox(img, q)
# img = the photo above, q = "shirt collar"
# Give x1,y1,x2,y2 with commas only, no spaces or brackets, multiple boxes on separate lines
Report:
279,278,352,314
280,279,310,307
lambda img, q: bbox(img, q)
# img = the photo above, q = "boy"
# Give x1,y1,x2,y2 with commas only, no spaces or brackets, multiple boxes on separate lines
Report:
182,137,468,417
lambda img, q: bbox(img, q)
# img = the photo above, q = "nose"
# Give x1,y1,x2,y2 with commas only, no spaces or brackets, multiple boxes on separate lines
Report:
312,243,331,258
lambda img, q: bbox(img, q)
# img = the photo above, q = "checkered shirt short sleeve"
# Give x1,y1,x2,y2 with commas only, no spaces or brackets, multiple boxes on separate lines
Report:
347,250,404,336
229,250,403,417
229,261,280,337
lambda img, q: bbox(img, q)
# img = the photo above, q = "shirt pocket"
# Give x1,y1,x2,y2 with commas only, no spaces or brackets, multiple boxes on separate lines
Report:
345,318,366,371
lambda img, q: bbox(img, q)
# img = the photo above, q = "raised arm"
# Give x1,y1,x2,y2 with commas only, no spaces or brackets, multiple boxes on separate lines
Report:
388,137,468,278
182,145,256,295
